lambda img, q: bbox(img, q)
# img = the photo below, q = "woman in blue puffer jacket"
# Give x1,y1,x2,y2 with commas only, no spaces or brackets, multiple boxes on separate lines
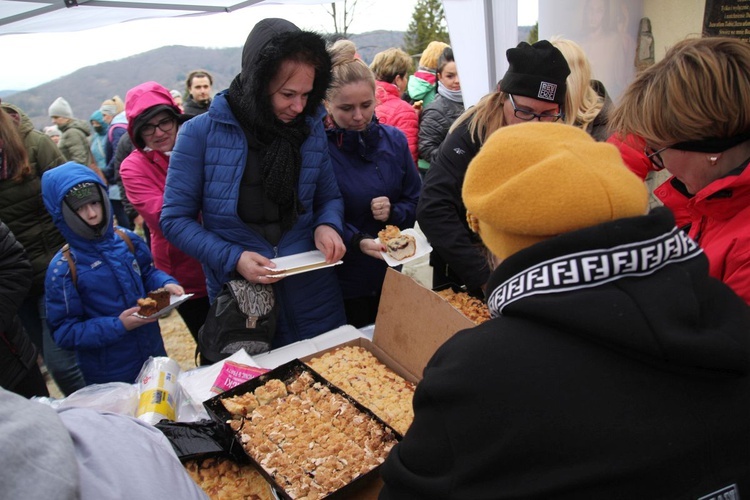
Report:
162,18,347,350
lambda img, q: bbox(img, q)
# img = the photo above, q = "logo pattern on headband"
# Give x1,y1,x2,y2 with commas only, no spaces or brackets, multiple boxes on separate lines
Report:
538,82,557,101
488,227,702,317
69,185,96,200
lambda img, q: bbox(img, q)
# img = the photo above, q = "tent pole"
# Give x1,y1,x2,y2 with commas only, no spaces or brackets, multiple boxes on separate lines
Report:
483,0,496,91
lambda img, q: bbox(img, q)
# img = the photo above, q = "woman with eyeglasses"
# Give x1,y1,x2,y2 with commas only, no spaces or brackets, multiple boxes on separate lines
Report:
609,37,750,304
417,40,570,297
120,81,210,348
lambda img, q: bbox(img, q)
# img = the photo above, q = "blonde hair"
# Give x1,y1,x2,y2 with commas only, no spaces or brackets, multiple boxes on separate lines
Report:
327,40,376,100
369,48,413,84
419,41,450,70
450,91,509,145
610,36,750,147
100,96,125,115
550,37,603,131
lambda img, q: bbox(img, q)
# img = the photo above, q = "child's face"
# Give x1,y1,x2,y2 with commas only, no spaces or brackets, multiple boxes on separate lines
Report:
76,201,104,226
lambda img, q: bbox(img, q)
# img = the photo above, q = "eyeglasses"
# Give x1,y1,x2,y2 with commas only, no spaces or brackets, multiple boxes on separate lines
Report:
507,94,564,122
644,145,669,171
141,117,176,137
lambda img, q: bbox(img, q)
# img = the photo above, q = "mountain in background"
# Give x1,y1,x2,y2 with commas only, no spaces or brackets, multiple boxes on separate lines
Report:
2,30,405,130
2,27,533,130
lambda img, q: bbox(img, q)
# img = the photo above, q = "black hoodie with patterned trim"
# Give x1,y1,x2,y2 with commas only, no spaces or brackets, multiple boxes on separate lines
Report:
381,208,750,499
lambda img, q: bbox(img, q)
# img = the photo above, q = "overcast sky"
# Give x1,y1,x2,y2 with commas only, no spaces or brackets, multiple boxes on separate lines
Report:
0,0,538,91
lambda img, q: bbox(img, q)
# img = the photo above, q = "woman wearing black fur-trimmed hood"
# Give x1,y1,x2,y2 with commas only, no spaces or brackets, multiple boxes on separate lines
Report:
162,18,347,355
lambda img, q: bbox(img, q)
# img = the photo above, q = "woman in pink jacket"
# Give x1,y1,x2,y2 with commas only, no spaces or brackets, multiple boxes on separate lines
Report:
370,48,420,166
120,81,210,345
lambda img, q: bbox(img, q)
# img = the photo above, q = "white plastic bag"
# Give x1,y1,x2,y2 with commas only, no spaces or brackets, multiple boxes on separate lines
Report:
33,382,139,416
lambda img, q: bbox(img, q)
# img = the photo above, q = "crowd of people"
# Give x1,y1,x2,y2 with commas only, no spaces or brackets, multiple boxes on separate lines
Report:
1,16,749,496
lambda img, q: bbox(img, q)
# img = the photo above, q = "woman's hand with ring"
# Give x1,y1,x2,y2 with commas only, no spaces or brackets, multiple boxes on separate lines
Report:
371,196,391,222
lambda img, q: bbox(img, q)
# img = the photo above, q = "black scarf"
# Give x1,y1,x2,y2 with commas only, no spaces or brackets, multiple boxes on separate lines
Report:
227,75,309,230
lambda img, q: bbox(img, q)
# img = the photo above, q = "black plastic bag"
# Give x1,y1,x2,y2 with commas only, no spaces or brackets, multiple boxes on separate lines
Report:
155,418,247,463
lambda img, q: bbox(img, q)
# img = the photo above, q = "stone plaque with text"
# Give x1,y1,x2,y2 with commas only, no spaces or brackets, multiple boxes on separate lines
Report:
704,0,750,41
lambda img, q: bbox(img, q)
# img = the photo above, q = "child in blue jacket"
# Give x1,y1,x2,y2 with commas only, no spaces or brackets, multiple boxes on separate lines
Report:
42,162,183,385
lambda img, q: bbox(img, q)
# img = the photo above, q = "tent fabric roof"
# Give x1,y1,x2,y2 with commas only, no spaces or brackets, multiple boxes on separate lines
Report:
0,0,326,35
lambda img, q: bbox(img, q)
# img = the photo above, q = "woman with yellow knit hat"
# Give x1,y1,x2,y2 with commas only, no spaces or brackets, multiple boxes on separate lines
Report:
381,123,750,497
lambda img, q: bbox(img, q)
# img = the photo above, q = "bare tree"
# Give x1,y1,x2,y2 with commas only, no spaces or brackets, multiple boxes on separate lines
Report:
325,0,359,36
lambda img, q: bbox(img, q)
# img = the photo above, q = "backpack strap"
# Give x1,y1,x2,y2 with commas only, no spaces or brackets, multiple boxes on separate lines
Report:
107,122,127,144
61,243,77,287
114,228,135,254
60,230,134,289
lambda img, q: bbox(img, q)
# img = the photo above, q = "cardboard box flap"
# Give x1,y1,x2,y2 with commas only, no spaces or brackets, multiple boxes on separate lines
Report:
374,268,475,380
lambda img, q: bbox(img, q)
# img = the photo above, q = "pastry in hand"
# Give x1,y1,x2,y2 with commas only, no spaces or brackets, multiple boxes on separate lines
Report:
378,225,416,261
147,288,170,311
136,297,159,317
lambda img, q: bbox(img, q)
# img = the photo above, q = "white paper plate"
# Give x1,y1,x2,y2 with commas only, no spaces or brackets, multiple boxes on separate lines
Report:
264,250,343,278
134,293,194,319
376,228,433,267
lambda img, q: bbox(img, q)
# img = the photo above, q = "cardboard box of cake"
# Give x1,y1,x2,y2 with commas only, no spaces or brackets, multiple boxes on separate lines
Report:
206,360,399,500
211,268,479,499
299,269,478,434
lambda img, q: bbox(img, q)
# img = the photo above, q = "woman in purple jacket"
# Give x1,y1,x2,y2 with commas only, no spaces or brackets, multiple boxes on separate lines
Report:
325,40,421,327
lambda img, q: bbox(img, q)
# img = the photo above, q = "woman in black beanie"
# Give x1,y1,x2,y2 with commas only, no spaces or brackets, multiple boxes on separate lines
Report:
417,40,571,298
161,18,347,355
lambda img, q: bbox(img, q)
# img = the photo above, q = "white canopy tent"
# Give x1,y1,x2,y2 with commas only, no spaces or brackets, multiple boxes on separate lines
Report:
2,0,552,108
0,0,331,35
443,0,645,107
442,0,518,108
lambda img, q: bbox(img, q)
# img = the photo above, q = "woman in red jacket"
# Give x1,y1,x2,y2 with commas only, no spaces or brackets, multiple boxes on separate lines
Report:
609,37,750,304
369,48,420,166
120,82,210,347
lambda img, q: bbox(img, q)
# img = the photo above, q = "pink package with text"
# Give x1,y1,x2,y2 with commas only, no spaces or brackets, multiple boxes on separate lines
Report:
210,361,269,395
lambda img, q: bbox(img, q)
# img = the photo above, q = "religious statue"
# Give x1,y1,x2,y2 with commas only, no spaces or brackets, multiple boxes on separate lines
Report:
636,17,655,72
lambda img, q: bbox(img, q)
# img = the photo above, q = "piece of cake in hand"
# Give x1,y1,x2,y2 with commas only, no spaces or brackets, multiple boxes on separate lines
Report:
137,297,159,317
378,225,416,261
147,288,171,311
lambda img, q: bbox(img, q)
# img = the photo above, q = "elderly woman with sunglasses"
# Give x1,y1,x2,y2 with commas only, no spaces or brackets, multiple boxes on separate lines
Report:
609,37,750,304
417,40,570,297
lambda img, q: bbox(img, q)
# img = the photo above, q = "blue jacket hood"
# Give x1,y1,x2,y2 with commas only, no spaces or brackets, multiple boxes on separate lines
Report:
89,110,108,136
42,162,114,247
